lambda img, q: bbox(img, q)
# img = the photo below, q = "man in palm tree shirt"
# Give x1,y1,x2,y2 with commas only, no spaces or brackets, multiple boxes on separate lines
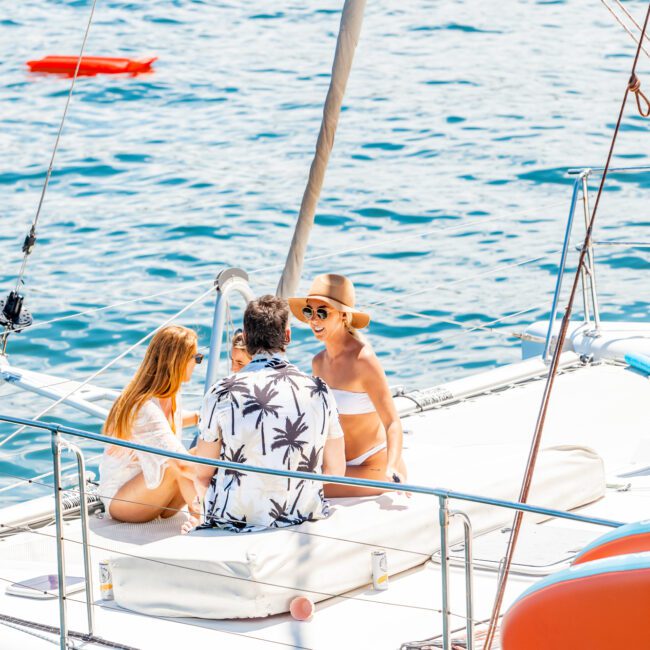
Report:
194,295,346,532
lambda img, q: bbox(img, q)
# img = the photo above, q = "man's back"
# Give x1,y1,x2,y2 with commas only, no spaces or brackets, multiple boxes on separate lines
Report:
198,354,343,532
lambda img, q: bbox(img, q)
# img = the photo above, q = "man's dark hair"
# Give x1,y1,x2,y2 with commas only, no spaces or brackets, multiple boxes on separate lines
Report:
243,295,290,356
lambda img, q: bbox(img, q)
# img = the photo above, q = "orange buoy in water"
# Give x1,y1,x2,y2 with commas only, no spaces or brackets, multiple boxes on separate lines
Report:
26,56,157,76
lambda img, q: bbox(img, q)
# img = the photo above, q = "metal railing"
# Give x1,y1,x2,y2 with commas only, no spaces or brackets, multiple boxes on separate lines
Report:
543,168,600,360
0,414,623,650
543,165,650,360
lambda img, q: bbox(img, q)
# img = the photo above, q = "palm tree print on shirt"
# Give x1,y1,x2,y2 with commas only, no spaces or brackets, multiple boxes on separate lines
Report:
220,444,248,517
291,446,322,514
308,376,329,437
242,383,281,455
268,359,305,416
268,498,292,527
213,375,250,435
271,412,309,490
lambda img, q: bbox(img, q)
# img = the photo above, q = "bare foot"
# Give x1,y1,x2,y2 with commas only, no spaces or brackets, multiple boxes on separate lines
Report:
181,513,200,534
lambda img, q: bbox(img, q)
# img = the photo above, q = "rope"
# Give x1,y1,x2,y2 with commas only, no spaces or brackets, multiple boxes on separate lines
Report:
12,0,99,295
600,0,650,58
628,73,650,117
482,6,650,648
0,611,137,649
0,285,215,449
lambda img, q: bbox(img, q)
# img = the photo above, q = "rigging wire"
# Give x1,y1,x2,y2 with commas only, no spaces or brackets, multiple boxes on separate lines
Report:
0,284,216,449
482,6,650,649
5,201,565,336
599,0,650,58
368,250,561,307
12,0,99,295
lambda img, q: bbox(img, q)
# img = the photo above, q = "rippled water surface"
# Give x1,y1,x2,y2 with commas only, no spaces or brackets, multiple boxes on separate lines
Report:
1,1,649,502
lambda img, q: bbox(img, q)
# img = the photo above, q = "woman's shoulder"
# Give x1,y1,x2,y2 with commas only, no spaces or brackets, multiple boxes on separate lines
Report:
351,341,383,377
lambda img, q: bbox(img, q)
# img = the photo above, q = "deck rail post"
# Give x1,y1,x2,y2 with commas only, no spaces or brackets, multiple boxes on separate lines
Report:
438,495,451,650
580,172,601,331
51,426,69,649
449,510,474,650
205,268,255,393
60,438,95,637
543,176,582,361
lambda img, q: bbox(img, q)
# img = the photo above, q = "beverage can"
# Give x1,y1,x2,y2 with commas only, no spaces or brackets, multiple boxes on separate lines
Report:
99,560,114,601
371,550,388,591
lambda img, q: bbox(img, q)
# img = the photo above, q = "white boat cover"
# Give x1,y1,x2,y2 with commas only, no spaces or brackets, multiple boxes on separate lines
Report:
108,444,605,619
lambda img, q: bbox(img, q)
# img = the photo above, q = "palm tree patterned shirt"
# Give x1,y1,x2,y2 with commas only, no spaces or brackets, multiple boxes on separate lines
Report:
198,354,343,532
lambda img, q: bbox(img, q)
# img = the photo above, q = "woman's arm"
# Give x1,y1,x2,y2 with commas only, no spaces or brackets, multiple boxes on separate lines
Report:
358,351,405,483
182,410,199,429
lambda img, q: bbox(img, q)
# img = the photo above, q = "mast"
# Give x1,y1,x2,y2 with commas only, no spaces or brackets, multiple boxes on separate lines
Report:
276,0,366,298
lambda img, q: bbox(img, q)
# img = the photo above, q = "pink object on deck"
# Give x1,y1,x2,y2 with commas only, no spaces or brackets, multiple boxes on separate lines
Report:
289,597,314,621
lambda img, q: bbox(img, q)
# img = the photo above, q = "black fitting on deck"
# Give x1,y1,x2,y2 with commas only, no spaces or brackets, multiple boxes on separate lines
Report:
0,290,33,332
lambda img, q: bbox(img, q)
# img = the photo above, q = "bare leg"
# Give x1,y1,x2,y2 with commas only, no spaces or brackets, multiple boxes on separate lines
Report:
109,462,198,523
160,491,186,519
324,449,407,498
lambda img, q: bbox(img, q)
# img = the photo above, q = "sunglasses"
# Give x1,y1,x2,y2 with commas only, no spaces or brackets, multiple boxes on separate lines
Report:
194,353,205,364
302,305,331,321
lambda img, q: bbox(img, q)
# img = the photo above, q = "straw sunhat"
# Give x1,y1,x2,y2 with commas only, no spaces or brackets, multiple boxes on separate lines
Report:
289,274,370,329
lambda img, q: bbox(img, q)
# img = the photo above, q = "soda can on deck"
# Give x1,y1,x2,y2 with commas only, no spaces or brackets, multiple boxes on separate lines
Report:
371,550,388,591
99,560,114,601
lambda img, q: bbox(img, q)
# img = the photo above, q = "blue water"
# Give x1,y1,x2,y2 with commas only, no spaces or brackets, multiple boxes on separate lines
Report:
1,0,648,504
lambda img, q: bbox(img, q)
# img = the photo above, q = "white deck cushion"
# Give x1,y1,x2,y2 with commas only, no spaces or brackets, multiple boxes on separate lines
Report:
109,445,605,618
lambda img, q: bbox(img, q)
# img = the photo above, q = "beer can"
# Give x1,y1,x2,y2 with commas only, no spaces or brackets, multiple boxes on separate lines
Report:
371,550,388,591
99,560,114,601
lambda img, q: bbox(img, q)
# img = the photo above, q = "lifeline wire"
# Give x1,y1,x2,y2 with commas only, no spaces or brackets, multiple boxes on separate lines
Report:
0,575,308,650
0,520,456,620
13,0,99,294
7,200,564,336
0,468,431,559
0,284,215,449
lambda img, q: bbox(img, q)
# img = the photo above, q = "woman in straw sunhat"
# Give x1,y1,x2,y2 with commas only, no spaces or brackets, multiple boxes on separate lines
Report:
289,274,406,496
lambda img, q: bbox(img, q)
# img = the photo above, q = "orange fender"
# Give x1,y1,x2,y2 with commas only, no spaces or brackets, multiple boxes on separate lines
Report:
573,520,650,565
502,554,650,650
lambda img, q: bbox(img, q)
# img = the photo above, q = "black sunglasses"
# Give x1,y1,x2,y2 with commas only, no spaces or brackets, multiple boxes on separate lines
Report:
302,305,331,321
194,353,205,364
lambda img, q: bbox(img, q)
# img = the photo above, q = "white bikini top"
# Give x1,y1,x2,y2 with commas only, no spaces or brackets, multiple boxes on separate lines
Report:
331,388,375,415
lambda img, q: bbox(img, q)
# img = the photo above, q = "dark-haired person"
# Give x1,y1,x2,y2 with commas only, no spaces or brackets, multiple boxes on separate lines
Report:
230,329,252,372
194,295,346,532
289,274,406,497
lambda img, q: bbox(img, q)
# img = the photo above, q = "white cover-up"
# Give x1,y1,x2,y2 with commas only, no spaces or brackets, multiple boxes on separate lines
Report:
99,397,186,517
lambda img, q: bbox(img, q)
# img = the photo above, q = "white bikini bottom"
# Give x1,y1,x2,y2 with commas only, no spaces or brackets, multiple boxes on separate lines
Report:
346,442,387,466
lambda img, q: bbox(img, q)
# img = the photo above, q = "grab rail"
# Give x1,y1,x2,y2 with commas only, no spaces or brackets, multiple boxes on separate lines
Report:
0,413,623,650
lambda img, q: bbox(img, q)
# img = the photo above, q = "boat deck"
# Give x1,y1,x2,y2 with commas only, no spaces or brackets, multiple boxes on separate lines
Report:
1,358,649,649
